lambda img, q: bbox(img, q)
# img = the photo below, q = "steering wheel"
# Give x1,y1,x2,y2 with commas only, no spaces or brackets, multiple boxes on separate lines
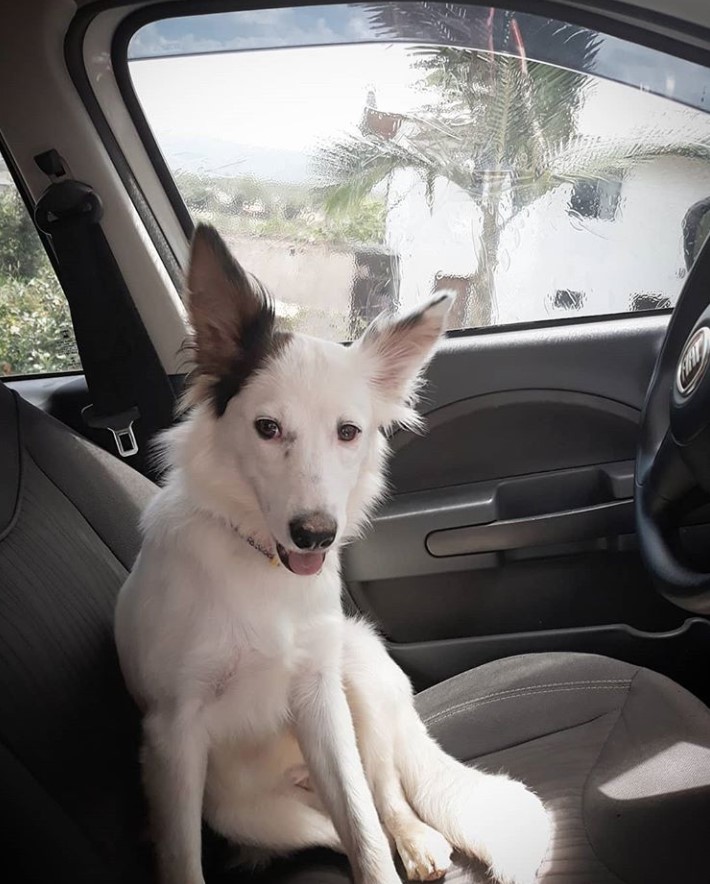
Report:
636,230,710,613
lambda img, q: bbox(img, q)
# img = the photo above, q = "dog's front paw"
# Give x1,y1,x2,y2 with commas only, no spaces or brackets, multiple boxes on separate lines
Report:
474,778,550,884
396,824,452,881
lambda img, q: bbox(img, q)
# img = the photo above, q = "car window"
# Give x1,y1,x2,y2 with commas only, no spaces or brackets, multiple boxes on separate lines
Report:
0,157,80,376
126,3,710,339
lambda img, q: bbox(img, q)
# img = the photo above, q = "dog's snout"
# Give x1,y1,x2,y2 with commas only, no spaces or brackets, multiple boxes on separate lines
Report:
289,513,337,550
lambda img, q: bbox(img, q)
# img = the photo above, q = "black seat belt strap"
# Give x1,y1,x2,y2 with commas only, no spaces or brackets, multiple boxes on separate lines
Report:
33,150,175,471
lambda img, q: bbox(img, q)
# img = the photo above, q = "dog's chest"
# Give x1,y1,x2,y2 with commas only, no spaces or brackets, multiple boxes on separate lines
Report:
203,629,301,740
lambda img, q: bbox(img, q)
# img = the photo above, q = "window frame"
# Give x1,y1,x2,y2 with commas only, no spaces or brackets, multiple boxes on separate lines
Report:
65,0,710,338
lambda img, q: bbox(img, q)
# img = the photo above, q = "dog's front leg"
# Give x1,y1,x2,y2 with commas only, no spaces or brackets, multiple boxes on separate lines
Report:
142,706,208,884
291,630,401,884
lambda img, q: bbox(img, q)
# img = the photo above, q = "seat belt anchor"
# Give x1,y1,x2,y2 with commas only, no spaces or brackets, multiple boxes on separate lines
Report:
82,405,140,458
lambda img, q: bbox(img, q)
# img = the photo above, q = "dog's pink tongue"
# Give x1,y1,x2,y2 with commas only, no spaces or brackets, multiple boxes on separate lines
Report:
287,551,325,576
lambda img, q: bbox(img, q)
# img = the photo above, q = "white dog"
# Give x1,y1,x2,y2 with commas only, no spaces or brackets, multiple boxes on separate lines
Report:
115,225,550,884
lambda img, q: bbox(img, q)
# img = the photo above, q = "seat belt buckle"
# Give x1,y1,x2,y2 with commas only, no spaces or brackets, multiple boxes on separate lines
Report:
82,405,140,458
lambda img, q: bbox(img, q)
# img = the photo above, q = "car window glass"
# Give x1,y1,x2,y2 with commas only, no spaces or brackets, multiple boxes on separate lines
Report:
128,3,710,338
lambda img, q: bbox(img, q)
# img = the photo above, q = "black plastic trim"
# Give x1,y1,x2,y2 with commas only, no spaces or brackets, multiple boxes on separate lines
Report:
444,308,673,340
0,370,84,383
389,617,710,695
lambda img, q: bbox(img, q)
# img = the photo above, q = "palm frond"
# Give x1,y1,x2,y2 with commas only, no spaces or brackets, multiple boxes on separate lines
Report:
315,32,710,262
544,131,710,182
315,131,433,214
362,3,601,73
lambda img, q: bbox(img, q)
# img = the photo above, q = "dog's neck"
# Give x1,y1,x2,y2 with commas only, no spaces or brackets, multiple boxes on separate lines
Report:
231,524,279,566
175,441,278,561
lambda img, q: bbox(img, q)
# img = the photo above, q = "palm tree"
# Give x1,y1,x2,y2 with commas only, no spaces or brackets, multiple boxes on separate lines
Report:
316,5,710,326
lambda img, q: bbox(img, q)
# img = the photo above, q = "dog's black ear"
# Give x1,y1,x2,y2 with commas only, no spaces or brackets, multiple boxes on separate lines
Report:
356,294,452,422
186,224,281,414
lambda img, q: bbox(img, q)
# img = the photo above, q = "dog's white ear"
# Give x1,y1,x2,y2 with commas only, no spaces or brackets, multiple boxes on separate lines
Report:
356,294,453,427
186,224,280,413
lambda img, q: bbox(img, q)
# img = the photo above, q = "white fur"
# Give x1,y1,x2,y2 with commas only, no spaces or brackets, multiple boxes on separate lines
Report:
115,292,550,884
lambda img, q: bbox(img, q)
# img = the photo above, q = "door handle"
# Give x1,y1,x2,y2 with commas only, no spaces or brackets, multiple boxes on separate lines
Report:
426,499,634,557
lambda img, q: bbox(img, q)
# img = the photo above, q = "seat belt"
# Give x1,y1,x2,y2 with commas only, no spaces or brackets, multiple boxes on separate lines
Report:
33,149,175,475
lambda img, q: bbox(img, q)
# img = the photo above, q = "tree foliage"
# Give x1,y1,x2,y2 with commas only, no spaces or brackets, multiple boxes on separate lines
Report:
0,187,80,376
175,169,386,246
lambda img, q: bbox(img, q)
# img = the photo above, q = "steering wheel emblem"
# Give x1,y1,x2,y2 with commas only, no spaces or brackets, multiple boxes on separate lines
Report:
676,326,710,397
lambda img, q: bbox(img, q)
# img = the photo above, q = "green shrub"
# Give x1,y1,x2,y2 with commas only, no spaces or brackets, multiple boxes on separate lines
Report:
0,187,80,376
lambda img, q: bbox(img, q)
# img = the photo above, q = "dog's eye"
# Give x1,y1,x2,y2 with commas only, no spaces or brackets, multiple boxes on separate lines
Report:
255,418,282,440
337,423,361,443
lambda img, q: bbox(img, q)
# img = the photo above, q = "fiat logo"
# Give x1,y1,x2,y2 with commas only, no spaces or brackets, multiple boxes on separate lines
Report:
676,326,710,397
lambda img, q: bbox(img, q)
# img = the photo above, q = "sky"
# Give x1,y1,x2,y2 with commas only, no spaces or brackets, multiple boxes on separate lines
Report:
128,5,376,58
130,44,422,157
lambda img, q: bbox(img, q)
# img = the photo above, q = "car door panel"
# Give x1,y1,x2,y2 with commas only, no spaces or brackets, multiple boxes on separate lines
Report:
8,315,709,701
342,313,710,696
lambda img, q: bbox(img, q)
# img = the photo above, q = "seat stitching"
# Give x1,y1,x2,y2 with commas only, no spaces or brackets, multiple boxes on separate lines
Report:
462,710,613,760
425,683,632,726
427,678,631,712
424,680,632,726
424,679,632,723
578,669,640,884
426,683,631,725
21,447,128,575
0,390,24,543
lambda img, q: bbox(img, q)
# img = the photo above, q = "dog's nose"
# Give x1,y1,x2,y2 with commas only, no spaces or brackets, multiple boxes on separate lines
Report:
289,513,337,550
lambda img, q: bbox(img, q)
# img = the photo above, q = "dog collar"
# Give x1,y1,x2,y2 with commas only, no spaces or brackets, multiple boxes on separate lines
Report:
233,526,280,567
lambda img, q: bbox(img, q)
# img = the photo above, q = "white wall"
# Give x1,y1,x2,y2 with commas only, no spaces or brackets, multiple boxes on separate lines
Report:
385,156,710,326
385,169,482,313
496,156,710,324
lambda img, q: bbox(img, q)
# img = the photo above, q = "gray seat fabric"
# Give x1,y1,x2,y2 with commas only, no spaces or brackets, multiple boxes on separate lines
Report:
1,381,710,883
0,383,156,884
247,653,710,884
417,653,710,883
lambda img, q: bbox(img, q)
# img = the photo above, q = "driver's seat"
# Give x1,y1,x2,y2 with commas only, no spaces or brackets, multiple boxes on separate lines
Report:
1,380,709,884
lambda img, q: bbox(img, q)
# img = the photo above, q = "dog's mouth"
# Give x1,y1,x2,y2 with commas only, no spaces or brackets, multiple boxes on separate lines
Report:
276,544,326,576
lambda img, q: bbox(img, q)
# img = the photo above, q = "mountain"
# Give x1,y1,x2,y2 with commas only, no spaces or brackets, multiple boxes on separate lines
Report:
158,134,314,184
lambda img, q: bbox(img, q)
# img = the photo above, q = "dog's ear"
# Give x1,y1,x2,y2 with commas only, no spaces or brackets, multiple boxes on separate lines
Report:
186,224,280,414
355,294,453,427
